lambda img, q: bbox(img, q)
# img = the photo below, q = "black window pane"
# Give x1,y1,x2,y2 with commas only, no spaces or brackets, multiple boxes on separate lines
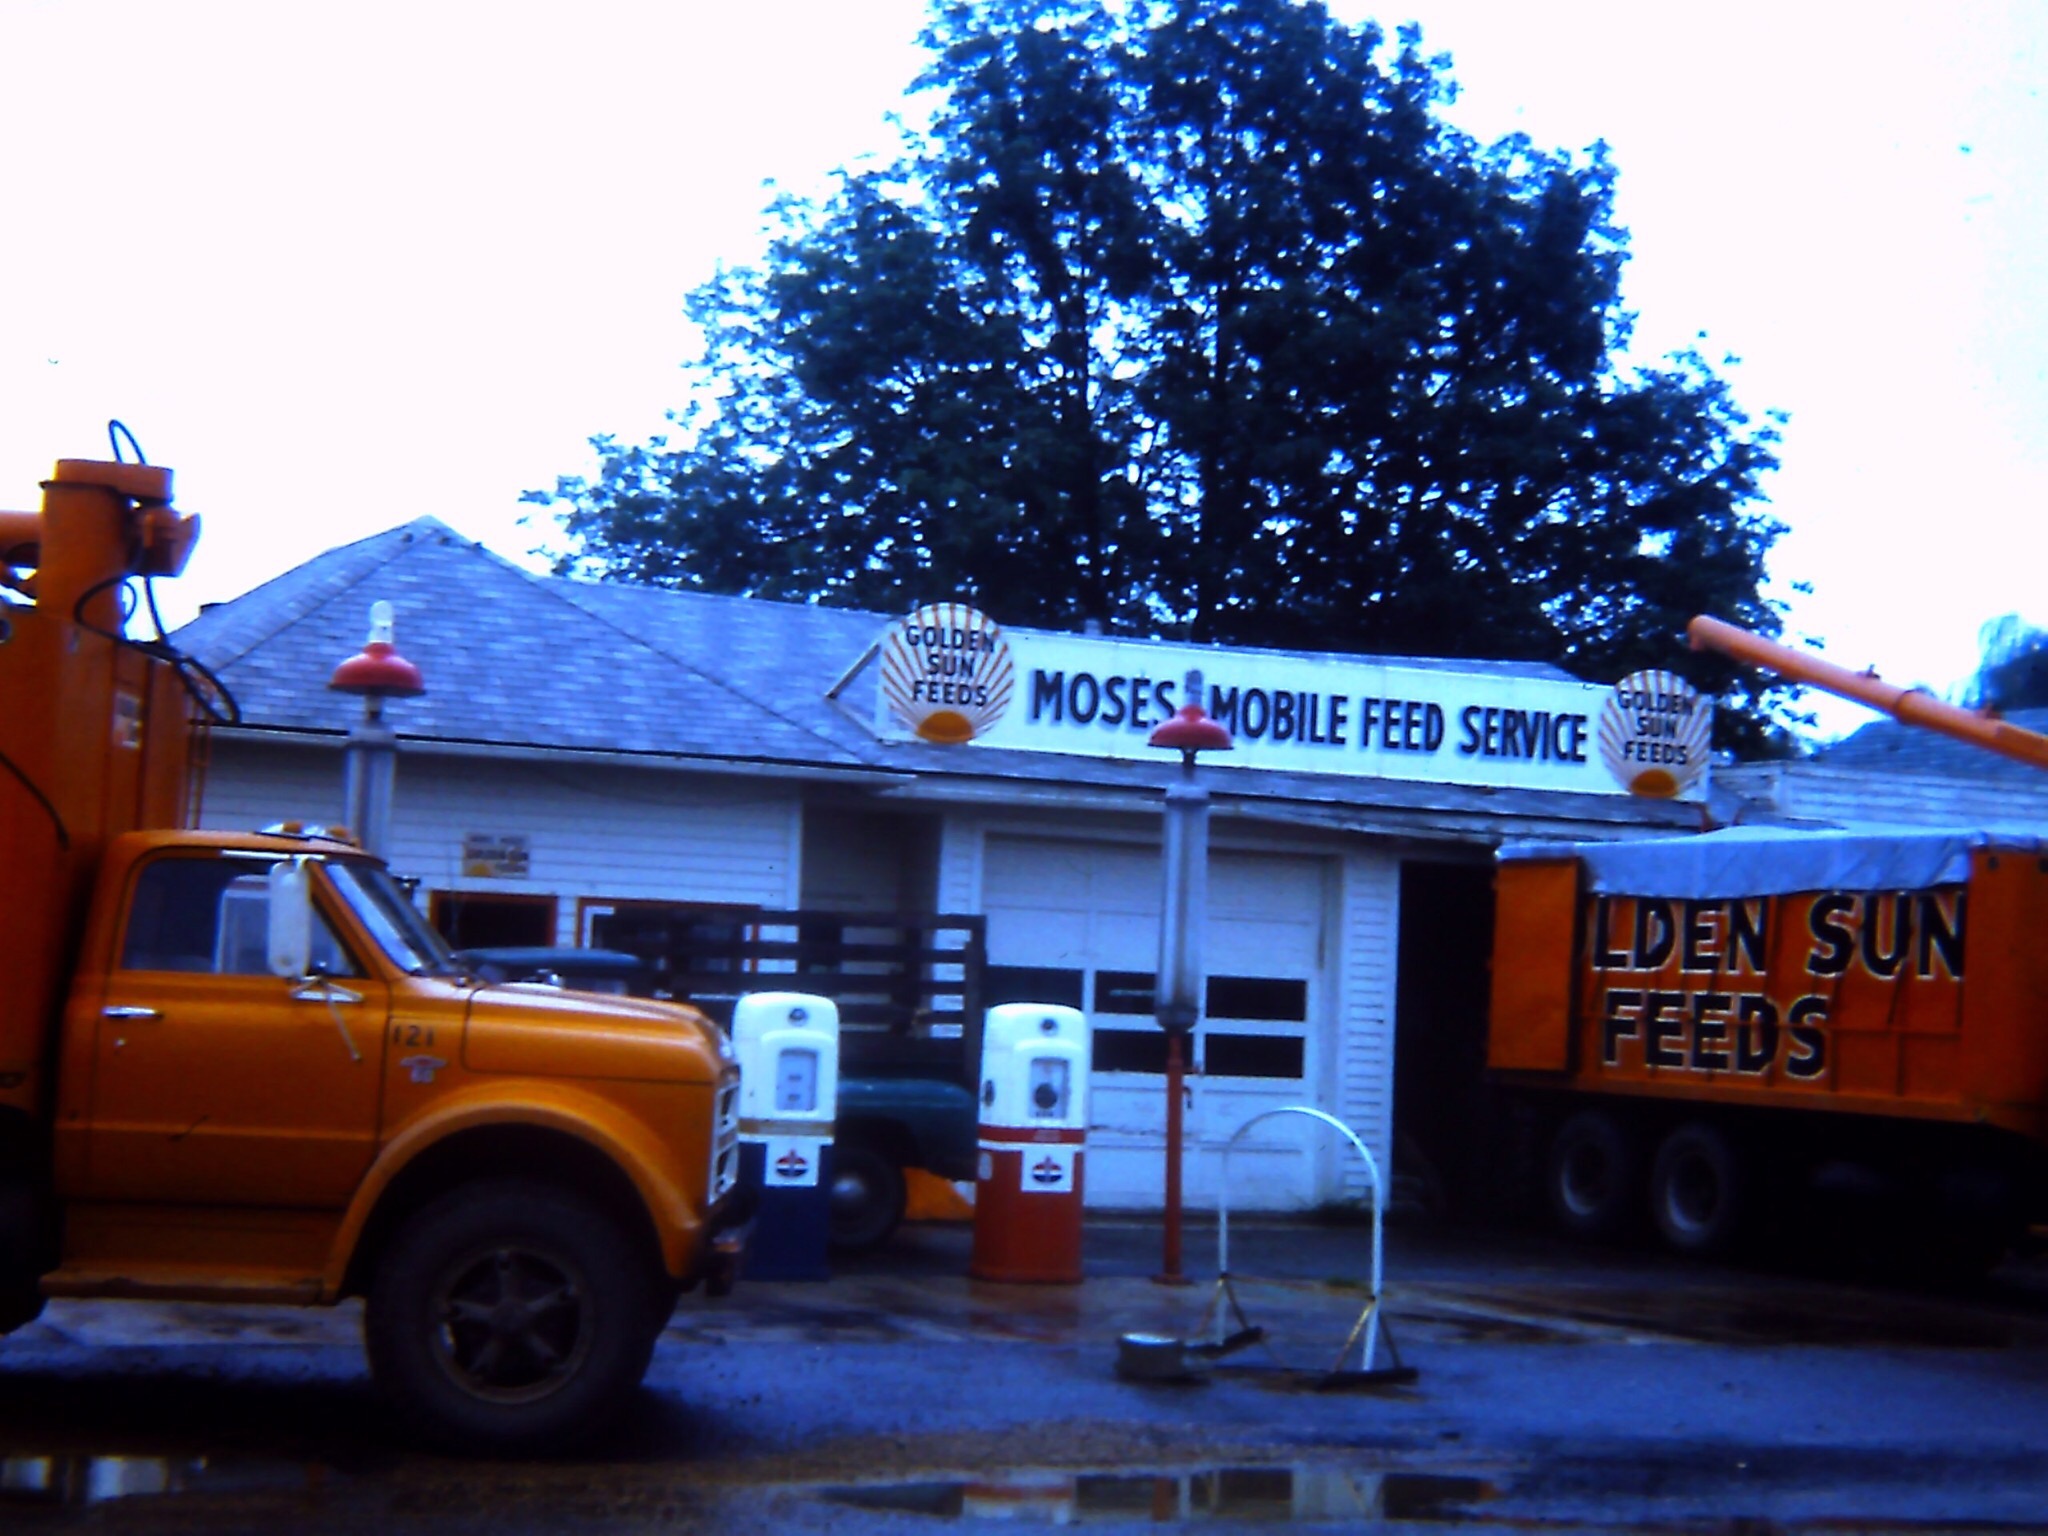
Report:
1206,975,1308,1022
1203,1033,1304,1079
1093,1029,1170,1074
1094,971,1156,1016
1209,1468,1297,1514
1075,1475,1166,1513
122,859,237,971
986,965,1085,1009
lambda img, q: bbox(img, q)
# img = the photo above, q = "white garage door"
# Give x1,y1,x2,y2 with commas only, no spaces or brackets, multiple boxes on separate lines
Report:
982,836,1330,1211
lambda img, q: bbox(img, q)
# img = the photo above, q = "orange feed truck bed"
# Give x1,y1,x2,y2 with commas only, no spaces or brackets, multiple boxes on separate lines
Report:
1488,826,2048,1146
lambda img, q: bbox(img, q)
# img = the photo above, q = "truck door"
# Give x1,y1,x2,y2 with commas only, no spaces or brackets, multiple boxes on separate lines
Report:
76,852,388,1208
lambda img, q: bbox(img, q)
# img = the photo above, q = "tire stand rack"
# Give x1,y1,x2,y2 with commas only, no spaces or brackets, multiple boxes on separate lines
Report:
1122,1106,1416,1390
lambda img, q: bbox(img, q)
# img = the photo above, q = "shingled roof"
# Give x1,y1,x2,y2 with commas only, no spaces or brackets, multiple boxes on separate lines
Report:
174,517,1699,836
1813,707,2048,784
176,519,866,769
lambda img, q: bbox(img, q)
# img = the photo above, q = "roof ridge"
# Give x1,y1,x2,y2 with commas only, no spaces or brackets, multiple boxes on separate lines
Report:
541,568,894,625
532,572,884,764
180,517,456,671
532,573,1570,676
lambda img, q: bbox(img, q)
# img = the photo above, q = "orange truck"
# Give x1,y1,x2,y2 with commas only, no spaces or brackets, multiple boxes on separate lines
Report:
1488,622,2048,1267
0,446,746,1454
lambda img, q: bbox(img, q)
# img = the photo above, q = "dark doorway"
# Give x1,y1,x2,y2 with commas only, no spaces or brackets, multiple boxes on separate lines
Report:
1395,861,1497,1217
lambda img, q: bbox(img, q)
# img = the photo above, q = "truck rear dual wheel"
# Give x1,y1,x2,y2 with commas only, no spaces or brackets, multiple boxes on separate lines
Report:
1650,1122,1746,1260
1547,1111,1639,1241
365,1180,665,1456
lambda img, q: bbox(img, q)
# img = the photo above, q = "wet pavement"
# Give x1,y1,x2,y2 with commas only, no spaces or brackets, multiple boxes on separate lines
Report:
3,1217,2047,1531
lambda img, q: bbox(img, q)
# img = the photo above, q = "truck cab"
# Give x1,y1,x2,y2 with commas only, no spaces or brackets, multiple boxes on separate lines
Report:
0,448,749,1454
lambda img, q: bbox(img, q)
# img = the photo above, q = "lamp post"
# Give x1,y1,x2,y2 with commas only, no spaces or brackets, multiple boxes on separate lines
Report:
327,600,424,860
1146,669,1232,1285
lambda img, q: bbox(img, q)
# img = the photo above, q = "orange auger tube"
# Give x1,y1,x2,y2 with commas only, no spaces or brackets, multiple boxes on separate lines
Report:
1687,615,2048,774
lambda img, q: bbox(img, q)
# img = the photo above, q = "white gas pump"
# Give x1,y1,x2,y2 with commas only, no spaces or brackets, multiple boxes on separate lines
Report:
732,992,839,1280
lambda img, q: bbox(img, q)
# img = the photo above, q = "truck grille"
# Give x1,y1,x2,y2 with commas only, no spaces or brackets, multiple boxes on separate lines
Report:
710,1074,741,1202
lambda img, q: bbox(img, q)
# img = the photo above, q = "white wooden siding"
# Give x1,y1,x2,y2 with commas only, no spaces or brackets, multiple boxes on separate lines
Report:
200,741,802,942
1332,849,1401,1202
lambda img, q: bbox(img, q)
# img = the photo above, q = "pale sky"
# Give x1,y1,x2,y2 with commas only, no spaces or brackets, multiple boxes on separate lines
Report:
3,1,2043,741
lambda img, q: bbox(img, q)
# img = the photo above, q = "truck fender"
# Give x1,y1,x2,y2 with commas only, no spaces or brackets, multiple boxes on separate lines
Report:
322,1080,700,1300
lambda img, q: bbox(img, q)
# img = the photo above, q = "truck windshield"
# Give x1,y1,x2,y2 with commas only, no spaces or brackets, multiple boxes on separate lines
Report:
324,860,461,977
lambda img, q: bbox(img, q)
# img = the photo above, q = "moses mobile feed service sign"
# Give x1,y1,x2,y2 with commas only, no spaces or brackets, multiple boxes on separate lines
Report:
871,605,1709,801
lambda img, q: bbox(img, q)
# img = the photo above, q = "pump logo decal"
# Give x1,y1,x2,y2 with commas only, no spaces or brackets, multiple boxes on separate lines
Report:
764,1136,822,1187
1023,1145,1077,1194
400,1054,446,1084
1597,670,1709,798
877,603,1016,744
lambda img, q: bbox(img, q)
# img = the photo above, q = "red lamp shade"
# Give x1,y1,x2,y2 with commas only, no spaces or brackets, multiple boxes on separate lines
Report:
329,601,425,698
1148,703,1232,754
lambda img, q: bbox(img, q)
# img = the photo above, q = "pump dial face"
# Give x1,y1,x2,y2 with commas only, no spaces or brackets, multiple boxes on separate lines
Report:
776,1047,819,1114
1028,1058,1070,1119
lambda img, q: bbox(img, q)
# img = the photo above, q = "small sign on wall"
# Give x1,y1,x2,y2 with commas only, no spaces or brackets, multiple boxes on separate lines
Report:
461,833,531,878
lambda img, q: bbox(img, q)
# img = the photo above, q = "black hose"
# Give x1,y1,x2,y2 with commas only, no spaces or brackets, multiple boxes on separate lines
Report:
107,420,146,465
0,751,68,850
70,573,241,726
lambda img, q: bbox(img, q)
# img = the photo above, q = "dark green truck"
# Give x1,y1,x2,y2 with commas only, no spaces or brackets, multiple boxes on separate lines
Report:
459,913,984,1251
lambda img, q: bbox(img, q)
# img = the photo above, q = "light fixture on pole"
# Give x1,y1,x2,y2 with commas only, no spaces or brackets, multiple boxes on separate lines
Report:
327,600,424,860
1146,669,1232,1286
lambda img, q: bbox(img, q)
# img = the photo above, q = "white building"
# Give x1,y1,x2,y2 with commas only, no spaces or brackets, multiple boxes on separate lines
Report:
180,518,1742,1214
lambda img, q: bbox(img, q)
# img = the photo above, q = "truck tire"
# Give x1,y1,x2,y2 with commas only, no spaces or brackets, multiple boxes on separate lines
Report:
365,1180,664,1456
828,1143,906,1253
1547,1110,1638,1241
0,1178,45,1333
1650,1122,1745,1259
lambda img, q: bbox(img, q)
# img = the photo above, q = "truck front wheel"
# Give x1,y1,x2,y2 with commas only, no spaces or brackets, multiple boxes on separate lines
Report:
1650,1122,1746,1259
365,1180,664,1456
1547,1110,1637,1241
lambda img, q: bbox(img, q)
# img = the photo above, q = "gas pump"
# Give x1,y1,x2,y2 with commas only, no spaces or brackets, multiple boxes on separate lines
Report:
733,992,839,1281
970,1002,1090,1283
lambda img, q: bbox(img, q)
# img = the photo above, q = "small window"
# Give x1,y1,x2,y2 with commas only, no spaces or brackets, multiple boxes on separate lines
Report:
1203,1033,1304,1079
987,965,1085,1010
1092,1028,1170,1074
123,858,233,971
1201,1468,1297,1516
216,877,273,974
1093,971,1156,1016
121,858,356,977
430,891,556,949
1206,975,1308,1022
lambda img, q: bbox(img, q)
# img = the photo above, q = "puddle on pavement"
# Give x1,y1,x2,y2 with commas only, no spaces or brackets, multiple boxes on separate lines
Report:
819,1464,1495,1524
1415,1284,2038,1350
0,1452,322,1508
2,1449,1496,1528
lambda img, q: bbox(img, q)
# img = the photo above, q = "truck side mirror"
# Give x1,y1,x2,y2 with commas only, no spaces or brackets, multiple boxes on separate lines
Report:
267,858,314,979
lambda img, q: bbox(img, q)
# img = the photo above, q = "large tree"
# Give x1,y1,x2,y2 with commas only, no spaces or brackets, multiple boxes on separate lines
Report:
1966,615,2048,712
532,0,1792,750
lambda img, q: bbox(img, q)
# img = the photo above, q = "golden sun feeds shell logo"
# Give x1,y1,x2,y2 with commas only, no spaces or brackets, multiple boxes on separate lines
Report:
879,604,1017,744
1598,670,1710,798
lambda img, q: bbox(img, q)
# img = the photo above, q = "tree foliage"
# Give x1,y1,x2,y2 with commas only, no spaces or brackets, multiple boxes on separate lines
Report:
1966,615,2048,712
530,0,1792,751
